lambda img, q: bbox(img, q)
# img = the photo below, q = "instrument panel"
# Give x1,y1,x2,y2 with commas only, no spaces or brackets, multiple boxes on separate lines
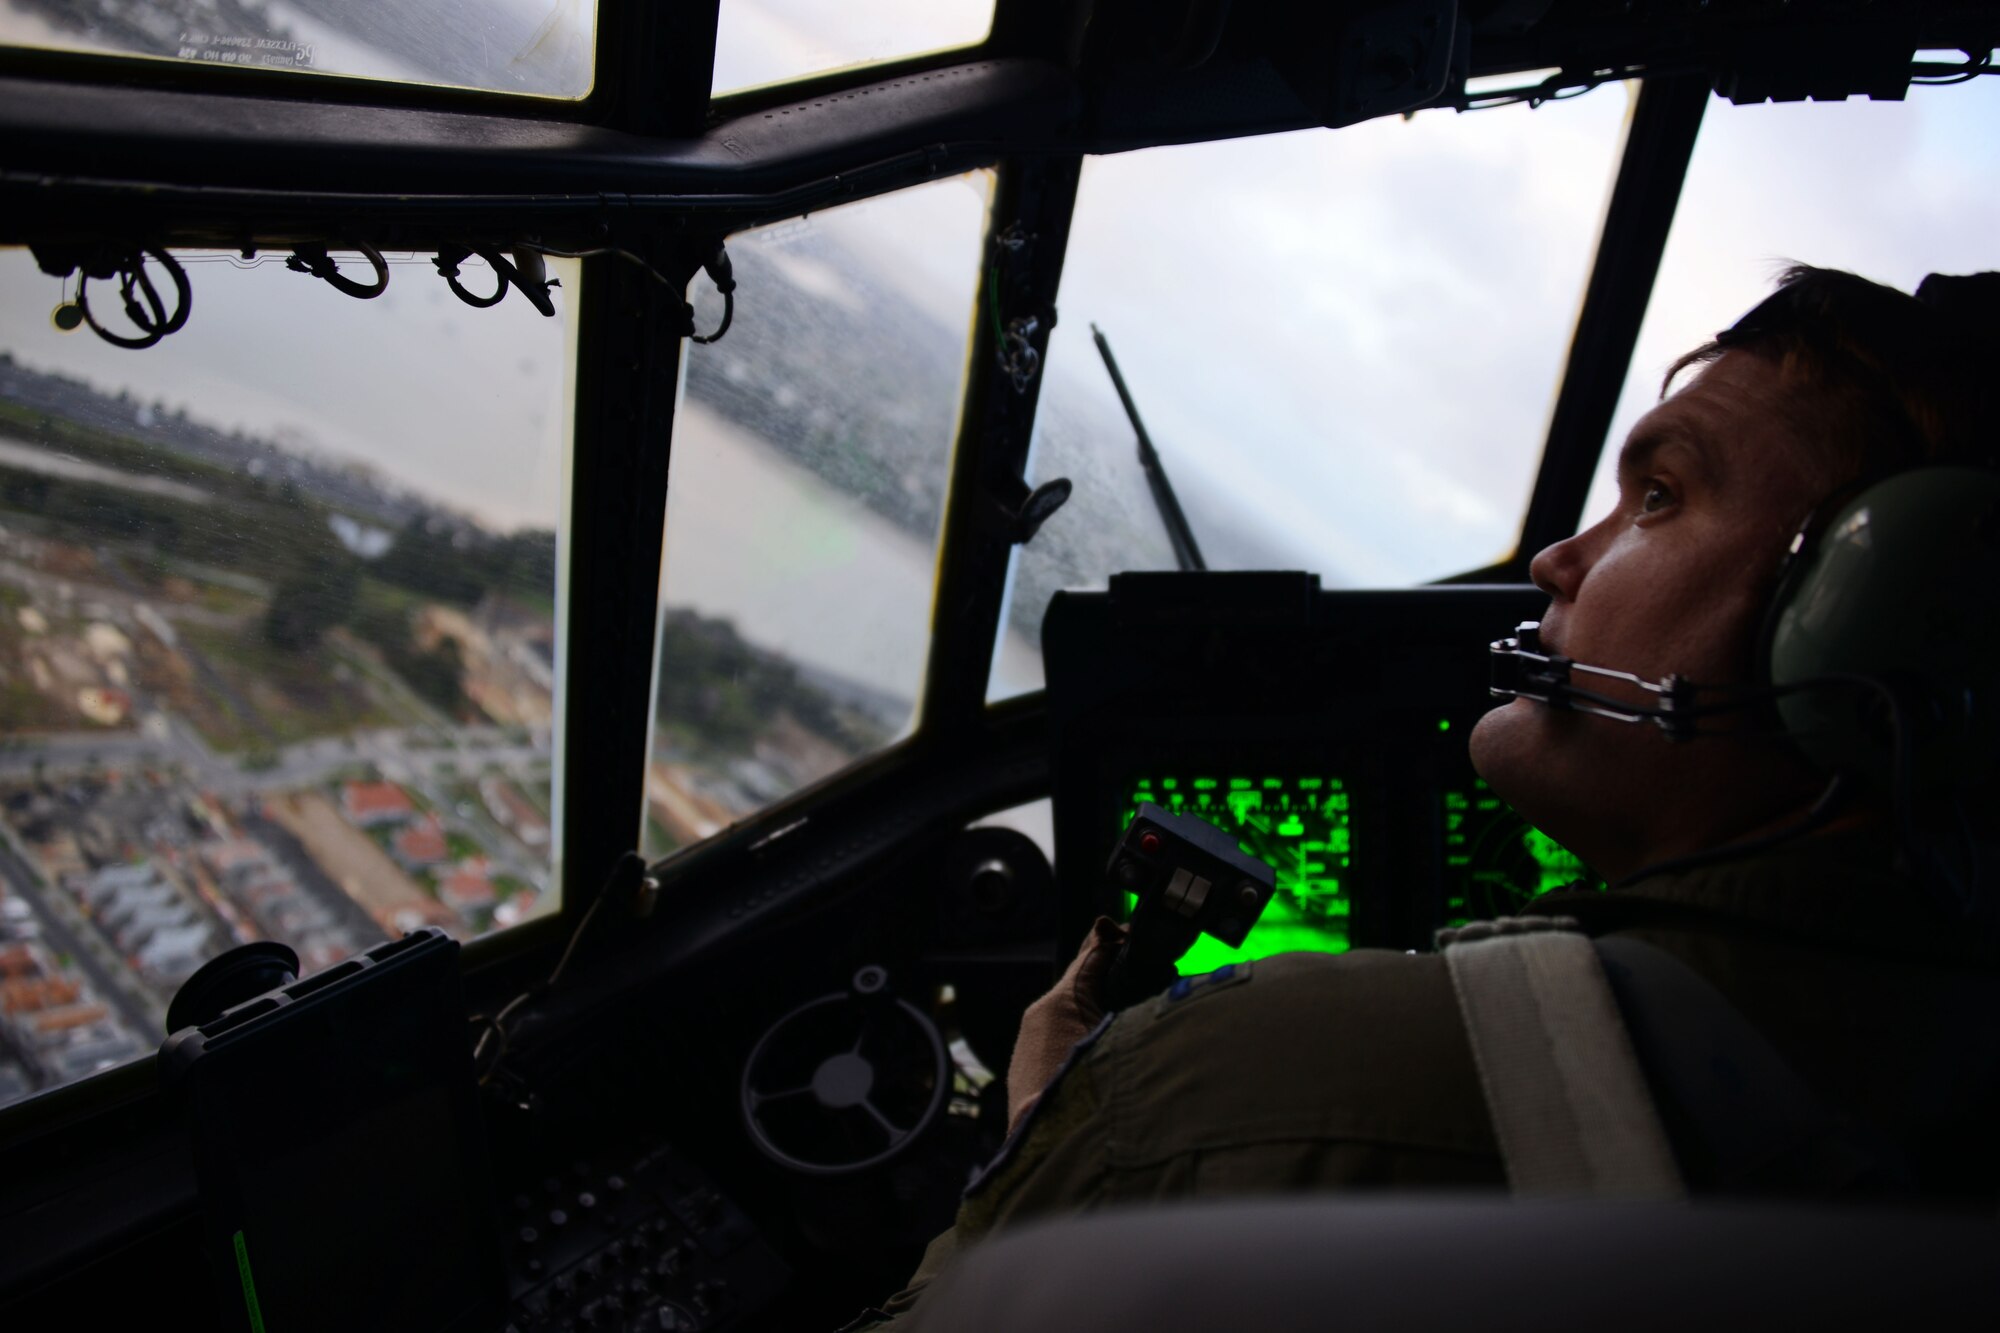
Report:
1047,576,1597,959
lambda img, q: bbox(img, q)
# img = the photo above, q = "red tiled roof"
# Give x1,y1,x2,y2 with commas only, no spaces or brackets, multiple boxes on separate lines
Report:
2,977,80,1014
202,839,268,872
437,871,495,909
395,819,449,865
342,781,413,820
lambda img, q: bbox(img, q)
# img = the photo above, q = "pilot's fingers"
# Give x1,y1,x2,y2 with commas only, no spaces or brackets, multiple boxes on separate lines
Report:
1068,916,1126,1021
1006,917,1126,1133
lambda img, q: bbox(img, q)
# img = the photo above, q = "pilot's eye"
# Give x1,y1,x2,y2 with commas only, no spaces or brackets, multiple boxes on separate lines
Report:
1639,479,1675,514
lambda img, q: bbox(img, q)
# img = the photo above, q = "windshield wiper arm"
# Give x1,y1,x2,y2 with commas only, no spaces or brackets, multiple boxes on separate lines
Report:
1092,323,1207,573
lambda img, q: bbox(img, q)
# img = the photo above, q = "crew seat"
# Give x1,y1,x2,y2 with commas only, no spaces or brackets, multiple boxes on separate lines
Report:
913,1197,1994,1330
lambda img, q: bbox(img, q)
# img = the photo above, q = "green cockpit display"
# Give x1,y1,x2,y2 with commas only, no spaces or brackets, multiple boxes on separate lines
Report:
1441,778,1598,925
1120,776,1597,972
1121,776,1354,975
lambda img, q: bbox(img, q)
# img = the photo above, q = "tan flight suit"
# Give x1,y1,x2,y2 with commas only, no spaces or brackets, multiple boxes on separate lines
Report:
847,830,2000,1329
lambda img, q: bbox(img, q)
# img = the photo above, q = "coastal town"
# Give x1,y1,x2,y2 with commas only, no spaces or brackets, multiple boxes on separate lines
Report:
0,319,914,1106
0,354,562,1107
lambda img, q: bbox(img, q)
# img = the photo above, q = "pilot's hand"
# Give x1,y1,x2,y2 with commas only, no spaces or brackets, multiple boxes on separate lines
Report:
1005,915,1125,1135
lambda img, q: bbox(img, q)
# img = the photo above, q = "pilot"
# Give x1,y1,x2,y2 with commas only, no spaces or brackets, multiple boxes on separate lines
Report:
849,265,2000,1329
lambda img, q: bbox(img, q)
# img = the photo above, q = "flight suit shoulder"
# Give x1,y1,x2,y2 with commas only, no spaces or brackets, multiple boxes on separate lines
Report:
1091,949,1499,1170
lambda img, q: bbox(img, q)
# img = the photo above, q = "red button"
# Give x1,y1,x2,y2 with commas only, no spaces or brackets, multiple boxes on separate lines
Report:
1138,831,1161,854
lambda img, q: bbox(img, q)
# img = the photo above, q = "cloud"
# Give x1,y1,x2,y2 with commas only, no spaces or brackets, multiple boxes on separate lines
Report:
1039,87,1632,583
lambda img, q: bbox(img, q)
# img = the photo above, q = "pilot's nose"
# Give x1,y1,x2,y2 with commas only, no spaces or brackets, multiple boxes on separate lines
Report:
1528,530,1589,603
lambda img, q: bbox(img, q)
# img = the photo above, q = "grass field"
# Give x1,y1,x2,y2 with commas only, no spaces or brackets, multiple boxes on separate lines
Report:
178,621,391,751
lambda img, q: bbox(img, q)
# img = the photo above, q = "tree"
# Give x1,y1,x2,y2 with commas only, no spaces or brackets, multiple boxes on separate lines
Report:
263,556,361,651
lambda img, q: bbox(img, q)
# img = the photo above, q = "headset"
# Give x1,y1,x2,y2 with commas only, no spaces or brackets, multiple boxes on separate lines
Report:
1489,271,2000,911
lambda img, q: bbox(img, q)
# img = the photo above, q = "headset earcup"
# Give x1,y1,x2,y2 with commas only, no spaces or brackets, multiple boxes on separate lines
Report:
1767,468,2000,786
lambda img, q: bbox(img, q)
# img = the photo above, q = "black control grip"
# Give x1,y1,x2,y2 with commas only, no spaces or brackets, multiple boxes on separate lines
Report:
1101,909,1199,1010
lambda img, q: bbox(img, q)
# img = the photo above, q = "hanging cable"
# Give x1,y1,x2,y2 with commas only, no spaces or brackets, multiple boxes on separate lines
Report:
510,239,732,337
286,243,390,299
433,245,509,308
689,244,735,344
1450,63,1663,112
68,247,192,350
515,241,679,289
1910,50,1995,85
433,245,560,317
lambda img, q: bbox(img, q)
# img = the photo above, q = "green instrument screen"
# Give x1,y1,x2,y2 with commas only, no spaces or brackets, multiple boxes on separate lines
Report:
1441,778,1597,925
1120,774,1597,974
1120,776,1354,975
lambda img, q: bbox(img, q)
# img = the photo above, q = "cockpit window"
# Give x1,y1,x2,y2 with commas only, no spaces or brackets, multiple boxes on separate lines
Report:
1577,75,2000,527
639,172,991,859
711,0,992,98
0,0,595,99
0,247,572,1105
988,88,1633,700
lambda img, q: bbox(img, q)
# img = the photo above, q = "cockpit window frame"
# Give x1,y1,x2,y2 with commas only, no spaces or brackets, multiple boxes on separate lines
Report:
3,0,1997,1176
0,0,1023,136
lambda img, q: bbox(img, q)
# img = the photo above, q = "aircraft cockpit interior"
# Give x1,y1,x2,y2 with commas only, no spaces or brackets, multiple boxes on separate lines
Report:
0,2,1996,1328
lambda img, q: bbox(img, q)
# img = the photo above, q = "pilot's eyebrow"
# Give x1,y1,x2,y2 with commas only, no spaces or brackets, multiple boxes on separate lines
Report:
1616,422,1716,488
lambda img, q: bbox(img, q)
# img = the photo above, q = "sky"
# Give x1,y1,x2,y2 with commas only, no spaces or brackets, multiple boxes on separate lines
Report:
1033,86,1631,585
0,250,575,533
710,0,993,96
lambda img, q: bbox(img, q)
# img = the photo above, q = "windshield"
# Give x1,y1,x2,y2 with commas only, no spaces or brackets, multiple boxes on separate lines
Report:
0,246,572,1107
0,0,595,98
1579,75,2000,527
712,0,992,97
991,86,1633,699
640,174,991,858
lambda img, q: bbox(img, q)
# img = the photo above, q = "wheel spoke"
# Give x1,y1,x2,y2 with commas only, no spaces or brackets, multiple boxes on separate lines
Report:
861,1098,909,1145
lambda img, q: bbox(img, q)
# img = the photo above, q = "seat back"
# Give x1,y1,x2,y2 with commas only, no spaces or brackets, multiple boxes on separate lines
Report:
914,1198,1996,1331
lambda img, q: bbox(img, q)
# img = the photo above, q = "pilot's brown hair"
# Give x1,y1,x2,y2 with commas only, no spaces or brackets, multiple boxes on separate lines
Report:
1664,264,1998,486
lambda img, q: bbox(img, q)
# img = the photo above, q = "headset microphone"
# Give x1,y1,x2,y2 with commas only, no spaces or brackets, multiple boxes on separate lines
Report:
1492,468,2000,782
1487,624,1705,740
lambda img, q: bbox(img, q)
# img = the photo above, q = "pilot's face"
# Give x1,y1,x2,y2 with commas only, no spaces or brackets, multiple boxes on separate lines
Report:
1469,350,1837,881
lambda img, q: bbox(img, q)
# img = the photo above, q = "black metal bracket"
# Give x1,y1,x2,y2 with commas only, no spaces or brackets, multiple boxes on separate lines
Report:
1475,74,1710,582
919,156,1085,734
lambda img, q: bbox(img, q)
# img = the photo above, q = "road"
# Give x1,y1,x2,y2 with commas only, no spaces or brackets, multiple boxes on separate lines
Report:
240,808,392,951
2,537,553,895
0,719,545,794
0,823,163,1038
0,715,552,896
